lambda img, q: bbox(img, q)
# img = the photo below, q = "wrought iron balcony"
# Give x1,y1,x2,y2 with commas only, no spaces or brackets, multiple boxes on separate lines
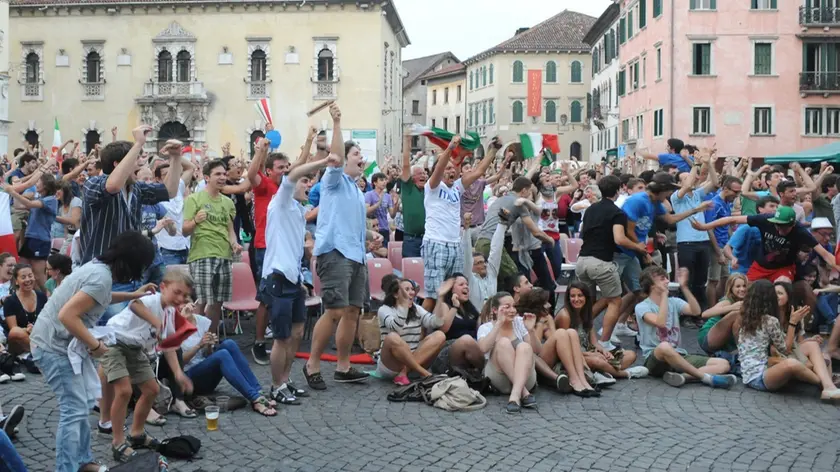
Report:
142,81,206,99
800,71,840,93
800,6,840,26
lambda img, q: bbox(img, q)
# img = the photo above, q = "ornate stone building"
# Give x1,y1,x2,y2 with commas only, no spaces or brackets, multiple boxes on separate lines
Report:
9,0,409,160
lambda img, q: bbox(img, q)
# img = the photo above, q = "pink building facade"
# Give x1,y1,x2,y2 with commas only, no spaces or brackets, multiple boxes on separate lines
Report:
618,0,839,159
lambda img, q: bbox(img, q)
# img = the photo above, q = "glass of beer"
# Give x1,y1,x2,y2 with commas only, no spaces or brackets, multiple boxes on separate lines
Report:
205,405,220,431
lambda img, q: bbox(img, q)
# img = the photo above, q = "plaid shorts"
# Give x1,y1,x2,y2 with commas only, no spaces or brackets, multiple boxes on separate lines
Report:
421,239,463,300
189,257,233,304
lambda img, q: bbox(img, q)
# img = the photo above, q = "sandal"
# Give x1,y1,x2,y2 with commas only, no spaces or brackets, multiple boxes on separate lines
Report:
171,404,197,418
78,461,108,472
145,410,167,427
127,431,161,451
251,397,277,417
112,442,137,463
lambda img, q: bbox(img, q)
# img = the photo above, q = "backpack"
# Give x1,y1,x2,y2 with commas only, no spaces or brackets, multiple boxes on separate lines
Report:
386,374,448,403
110,451,167,471
157,435,201,460
424,376,487,412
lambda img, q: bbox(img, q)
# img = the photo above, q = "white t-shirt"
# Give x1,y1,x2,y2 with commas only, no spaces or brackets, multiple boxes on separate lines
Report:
424,178,465,243
616,194,629,208
476,316,529,360
263,178,306,282
182,314,212,371
158,179,190,251
0,281,10,321
106,293,176,351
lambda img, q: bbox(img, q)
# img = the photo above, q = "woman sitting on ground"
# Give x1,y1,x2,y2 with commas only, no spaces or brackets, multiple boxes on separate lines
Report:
738,280,840,400
477,292,539,414
698,273,747,358
45,254,72,297
374,276,447,385
179,303,277,415
4,264,47,359
428,274,485,376
555,282,648,384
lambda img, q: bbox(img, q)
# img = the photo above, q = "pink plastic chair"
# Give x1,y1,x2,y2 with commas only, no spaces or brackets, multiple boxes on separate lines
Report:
388,242,403,274
367,258,393,301
565,238,583,263
51,238,63,252
222,262,259,336
401,258,425,298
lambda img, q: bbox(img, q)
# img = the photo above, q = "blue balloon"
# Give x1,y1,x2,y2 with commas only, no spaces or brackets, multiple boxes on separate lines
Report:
266,130,282,148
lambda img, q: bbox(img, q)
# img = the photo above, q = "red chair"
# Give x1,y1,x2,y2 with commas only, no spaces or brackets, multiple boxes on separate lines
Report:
222,262,259,336
565,238,583,264
402,258,425,298
367,258,393,301
51,238,64,252
388,242,403,274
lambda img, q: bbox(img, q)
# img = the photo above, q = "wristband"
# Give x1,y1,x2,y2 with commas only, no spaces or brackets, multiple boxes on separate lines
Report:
789,323,799,328
88,340,102,354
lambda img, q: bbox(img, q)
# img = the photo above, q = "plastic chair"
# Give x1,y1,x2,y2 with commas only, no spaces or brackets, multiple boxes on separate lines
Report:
367,258,393,301
565,238,583,264
388,242,403,275
222,262,259,336
401,258,425,298
51,238,64,252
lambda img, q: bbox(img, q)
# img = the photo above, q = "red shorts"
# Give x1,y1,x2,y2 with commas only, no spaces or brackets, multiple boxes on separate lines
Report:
746,263,795,282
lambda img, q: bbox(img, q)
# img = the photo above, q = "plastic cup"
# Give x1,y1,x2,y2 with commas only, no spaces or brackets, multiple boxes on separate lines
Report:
205,406,220,431
215,396,229,413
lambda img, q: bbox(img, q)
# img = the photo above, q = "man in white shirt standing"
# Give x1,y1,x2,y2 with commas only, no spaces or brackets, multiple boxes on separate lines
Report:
261,138,333,405
420,136,497,312
155,160,194,265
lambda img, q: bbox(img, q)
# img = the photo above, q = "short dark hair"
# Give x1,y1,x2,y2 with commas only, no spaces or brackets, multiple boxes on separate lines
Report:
757,195,780,209
61,158,79,175
667,138,685,154
777,180,797,194
12,148,24,158
598,175,621,199
371,172,387,185
17,153,37,168
770,165,785,175
822,174,838,194
266,152,288,171
661,164,677,172
203,159,227,177
639,265,669,295
99,141,133,175
511,176,533,193
344,140,360,157
154,163,170,180
722,176,742,189
98,231,156,284
47,253,72,276
639,170,656,183
683,144,697,155
503,274,526,293
627,177,645,189
619,173,633,187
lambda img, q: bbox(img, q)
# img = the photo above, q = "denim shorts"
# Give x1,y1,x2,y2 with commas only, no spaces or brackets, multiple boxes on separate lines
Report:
254,248,266,278
259,272,306,340
20,237,51,260
614,252,642,292
746,371,768,391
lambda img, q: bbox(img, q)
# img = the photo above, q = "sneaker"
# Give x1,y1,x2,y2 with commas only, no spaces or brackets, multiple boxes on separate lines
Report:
613,323,638,337
504,401,521,414
0,374,9,384
625,366,649,379
9,373,24,382
597,328,620,345
0,405,24,437
554,374,572,393
709,374,737,389
251,342,270,366
593,372,617,387
663,372,686,388
598,340,617,352
393,375,410,386
521,395,537,409
286,381,309,398
334,367,369,383
302,365,327,390
97,422,113,435
269,385,300,405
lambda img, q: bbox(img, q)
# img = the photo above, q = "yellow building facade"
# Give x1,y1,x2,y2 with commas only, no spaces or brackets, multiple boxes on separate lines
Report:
9,0,409,161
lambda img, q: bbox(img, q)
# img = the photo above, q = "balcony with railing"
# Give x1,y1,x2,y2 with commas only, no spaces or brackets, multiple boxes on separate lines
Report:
310,65,340,100
81,81,105,101
800,6,840,27
19,81,43,102
246,80,269,99
141,81,206,99
800,71,840,94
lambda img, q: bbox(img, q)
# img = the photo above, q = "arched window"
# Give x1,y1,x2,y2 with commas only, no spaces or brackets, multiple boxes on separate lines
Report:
85,51,100,83
570,100,582,123
317,48,334,81
489,64,494,84
176,51,191,82
545,61,557,83
24,130,39,147
546,101,557,123
512,100,524,123
570,141,582,159
25,52,39,84
157,121,190,151
250,49,267,82
570,60,582,83
85,130,100,154
249,130,265,157
157,51,173,82
512,60,524,83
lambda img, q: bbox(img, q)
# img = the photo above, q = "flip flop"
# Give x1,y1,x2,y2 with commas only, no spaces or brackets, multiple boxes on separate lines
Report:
171,406,197,418
145,415,167,427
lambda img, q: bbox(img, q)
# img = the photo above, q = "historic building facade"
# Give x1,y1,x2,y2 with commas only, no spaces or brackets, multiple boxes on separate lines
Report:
9,0,409,161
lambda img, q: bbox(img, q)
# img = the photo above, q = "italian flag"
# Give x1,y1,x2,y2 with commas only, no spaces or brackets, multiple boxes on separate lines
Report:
520,133,560,159
51,118,62,162
410,124,481,165
364,160,381,179
0,193,18,260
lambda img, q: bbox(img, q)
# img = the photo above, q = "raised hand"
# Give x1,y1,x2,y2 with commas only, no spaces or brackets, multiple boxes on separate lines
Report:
132,125,153,145
329,102,341,122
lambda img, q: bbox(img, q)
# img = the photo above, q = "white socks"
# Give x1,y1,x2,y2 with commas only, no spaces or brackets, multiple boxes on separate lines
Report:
701,373,713,385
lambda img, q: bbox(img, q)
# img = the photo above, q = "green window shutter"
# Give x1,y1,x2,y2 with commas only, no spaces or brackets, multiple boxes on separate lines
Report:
702,44,711,74
619,70,626,96
690,0,696,9
640,0,647,28
628,11,634,37
710,0,716,8
654,0,662,17
755,43,771,75
751,0,757,8
620,17,626,44
771,0,777,8
586,93,592,121
634,64,640,86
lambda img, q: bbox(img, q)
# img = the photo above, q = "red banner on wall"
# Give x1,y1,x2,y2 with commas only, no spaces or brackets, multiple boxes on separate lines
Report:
527,70,542,117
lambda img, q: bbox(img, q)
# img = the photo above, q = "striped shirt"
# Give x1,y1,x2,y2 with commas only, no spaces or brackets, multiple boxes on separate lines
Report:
80,175,170,264
377,304,444,351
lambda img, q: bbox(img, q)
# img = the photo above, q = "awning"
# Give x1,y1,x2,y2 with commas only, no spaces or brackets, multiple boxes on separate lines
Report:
765,141,840,164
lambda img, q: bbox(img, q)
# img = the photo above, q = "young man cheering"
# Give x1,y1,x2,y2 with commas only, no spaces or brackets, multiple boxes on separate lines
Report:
183,159,242,333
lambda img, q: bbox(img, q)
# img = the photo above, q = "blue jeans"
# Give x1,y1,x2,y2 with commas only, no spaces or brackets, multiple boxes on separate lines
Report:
186,340,262,401
98,280,141,326
143,263,165,286
0,430,27,472
31,348,94,472
542,240,564,278
160,248,188,266
402,234,423,258
815,293,839,330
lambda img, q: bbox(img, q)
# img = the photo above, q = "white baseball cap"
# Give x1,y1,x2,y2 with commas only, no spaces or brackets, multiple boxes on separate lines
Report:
811,217,833,231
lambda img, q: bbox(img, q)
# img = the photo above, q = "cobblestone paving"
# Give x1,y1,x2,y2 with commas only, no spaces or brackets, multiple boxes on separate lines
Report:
8,319,840,472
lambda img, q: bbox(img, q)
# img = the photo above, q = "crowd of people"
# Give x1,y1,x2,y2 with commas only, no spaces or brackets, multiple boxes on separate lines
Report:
0,101,838,470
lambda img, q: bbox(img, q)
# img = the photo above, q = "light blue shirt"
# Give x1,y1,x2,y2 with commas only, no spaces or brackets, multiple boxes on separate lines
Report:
670,187,709,243
314,166,367,264
728,225,760,275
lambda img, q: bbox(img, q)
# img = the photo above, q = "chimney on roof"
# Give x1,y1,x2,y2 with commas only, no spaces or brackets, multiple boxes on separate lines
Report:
515,27,530,36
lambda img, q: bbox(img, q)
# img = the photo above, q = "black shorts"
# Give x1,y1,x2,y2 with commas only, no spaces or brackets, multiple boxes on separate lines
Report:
259,272,306,340
19,238,51,260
